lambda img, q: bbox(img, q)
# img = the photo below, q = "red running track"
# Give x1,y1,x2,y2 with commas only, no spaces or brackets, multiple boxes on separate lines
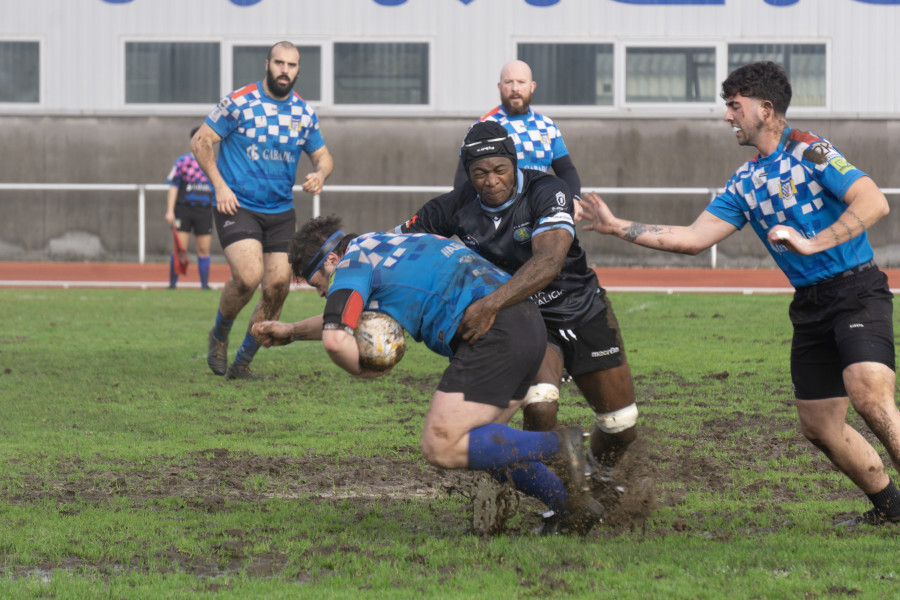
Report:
2,261,899,293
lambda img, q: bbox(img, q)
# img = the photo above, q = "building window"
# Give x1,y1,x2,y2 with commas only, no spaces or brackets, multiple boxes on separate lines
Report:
728,44,826,107
517,43,614,106
0,41,39,103
334,43,428,104
233,45,321,101
125,42,219,104
626,47,716,103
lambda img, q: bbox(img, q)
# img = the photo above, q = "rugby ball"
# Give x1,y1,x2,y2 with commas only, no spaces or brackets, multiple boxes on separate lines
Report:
355,311,406,371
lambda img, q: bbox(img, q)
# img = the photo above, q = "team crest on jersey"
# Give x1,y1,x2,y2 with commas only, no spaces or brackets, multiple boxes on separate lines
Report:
513,226,533,243
291,118,301,131
779,176,796,202
541,132,550,146
555,191,566,207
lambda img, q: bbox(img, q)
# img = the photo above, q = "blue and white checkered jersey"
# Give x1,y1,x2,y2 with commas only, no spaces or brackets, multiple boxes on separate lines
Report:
706,127,870,288
478,106,569,173
204,82,325,214
328,232,511,358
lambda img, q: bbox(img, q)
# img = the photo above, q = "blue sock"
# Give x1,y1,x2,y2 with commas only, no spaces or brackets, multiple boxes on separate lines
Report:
467,423,560,470
233,332,261,365
198,256,211,289
168,254,178,288
213,311,234,341
489,464,567,513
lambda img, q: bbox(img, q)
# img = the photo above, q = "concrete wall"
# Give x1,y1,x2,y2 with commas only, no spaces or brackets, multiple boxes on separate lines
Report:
3,115,900,268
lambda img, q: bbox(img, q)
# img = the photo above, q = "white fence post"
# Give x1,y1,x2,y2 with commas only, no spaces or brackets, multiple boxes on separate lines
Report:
138,185,146,265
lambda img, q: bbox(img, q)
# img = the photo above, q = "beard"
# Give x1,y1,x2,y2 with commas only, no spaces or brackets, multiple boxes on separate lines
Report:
266,69,297,98
501,92,531,116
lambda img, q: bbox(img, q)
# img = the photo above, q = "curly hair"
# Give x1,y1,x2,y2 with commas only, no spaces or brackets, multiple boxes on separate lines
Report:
721,61,792,115
288,215,355,280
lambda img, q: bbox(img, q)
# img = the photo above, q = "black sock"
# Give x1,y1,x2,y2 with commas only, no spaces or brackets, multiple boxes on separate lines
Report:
867,479,900,517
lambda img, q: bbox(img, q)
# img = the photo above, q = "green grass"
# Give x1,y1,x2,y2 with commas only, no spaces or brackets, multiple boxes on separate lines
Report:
0,287,898,599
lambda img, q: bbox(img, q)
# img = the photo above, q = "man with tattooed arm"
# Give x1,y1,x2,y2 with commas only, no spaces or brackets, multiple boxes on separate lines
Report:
580,61,900,528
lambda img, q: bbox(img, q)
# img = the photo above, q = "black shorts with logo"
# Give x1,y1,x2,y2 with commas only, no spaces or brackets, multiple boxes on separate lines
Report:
214,206,296,253
790,261,895,400
437,301,545,407
174,203,213,235
546,296,627,377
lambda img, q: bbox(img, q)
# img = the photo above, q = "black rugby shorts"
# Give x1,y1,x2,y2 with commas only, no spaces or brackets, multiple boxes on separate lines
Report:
790,265,895,400
214,206,296,253
438,301,545,407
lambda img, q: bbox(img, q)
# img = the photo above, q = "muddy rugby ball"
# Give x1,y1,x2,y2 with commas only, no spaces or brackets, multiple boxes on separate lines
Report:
355,311,406,371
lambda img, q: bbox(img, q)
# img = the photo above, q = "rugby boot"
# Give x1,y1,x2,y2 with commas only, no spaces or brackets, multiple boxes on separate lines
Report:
538,496,606,536
836,508,900,528
225,360,263,381
552,426,591,495
207,328,228,376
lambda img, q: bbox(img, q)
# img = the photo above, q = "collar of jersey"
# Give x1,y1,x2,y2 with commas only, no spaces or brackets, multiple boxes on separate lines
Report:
257,80,294,105
756,126,792,165
478,169,525,213
498,106,535,122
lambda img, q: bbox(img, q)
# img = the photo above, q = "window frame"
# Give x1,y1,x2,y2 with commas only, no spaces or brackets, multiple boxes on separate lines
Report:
328,38,434,115
0,37,43,110
725,40,830,112
619,40,721,111
119,37,223,112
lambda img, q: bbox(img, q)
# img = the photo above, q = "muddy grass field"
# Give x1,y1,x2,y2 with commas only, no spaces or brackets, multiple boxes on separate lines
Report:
1,289,898,598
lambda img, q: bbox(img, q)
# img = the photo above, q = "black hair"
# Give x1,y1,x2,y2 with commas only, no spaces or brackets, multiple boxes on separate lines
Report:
721,61,792,115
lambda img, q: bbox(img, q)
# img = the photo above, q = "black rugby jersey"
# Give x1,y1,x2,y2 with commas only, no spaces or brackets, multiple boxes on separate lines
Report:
397,169,605,329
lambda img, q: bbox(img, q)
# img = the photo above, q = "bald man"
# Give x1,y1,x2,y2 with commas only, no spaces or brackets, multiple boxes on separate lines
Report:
453,60,582,199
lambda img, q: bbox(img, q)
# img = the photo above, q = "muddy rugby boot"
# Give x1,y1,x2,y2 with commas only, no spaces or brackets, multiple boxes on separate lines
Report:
552,426,592,495
207,329,228,376
225,360,263,381
538,496,606,536
836,508,900,528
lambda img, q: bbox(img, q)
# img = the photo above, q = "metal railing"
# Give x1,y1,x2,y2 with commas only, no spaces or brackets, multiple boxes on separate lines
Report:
3,182,898,268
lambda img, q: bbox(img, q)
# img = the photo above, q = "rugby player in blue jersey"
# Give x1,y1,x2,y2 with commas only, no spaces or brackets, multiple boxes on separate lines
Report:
251,215,605,535
399,121,641,498
581,61,900,527
192,41,334,380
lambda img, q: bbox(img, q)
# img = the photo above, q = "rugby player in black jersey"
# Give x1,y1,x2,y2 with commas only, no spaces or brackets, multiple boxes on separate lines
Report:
396,121,639,495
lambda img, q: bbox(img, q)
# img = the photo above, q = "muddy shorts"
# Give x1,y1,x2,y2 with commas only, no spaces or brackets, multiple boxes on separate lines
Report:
214,206,296,253
438,301,545,408
174,203,212,236
546,297,627,377
790,262,895,400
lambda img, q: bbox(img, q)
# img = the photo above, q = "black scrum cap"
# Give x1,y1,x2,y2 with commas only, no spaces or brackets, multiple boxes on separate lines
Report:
460,121,517,173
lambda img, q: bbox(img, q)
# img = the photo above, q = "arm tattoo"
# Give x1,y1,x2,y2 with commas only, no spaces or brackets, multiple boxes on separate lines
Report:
846,208,867,232
623,222,666,243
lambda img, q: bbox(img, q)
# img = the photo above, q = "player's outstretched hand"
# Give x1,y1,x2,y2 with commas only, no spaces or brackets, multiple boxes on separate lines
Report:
251,320,295,347
579,192,618,235
572,194,584,223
